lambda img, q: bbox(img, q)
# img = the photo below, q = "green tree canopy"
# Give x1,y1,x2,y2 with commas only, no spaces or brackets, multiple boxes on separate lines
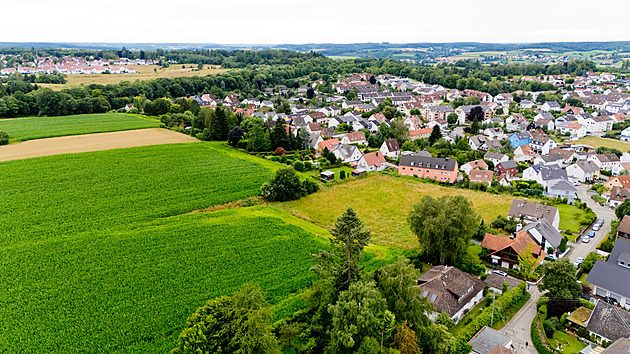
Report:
616,199,630,220
540,258,581,299
408,195,480,265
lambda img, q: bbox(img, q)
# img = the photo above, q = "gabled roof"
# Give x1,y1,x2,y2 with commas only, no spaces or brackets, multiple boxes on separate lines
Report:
344,131,366,143
399,155,457,171
596,154,620,163
508,200,559,227
610,186,630,202
382,138,399,153
318,138,340,151
550,180,577,192
470,170,493,182
522,219,563,249
418,265,485,317
484,151,507,161
362,151,386,167
586,301,630,342
617,215,630,235
497,160,518,170
464,159,489,170
586,260,630,299
334,144,360,159
468,326,512,354
483,273,521,291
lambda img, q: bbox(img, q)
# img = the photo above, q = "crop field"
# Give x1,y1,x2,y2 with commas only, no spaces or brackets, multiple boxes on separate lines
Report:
576,136,630,152
275,174,516,249
0,142,276,247
0,206,330,352
0,128,198,162
0,113,160,141
37,65,228,90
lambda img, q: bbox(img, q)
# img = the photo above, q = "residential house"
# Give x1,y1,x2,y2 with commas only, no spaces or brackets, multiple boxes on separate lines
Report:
617,215,630,239
494,93,514,106
469,170,493,186
379,139,400,159
508,132,533,148
621,126,630,142
417,265,485,323
484,274,521,294
522,164,568,189
530,135,557,155
584,300,630,343
319,106,341,117
520,100,534,109
317,138,340,153
521,219,564,252
308,133,324,149
483,127,506,140
541,101,561,112
546,180,577,202
483,139,503,152
605,175,630,189
581,115,615,133
484,151,509,166
469,135,487,150
508,199,560,230
533,154,565,167
549,147,578,164
424,105,455,121
341,131,367,146
588,154,621,172
468,326,515,354
307,112,328,123
332,144,362,163
482,232,545,269
404,115,423,130
514,145,535,163
398,155,459,184
587,238,630,310
410,128,433,141
555,122,587,139
566,161,601,182
496,160,518,179
609,186,630,208
461,159,489,175
356,151,388,172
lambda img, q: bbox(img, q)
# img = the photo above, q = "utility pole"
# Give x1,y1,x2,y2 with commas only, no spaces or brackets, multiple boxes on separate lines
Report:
491,291,496,327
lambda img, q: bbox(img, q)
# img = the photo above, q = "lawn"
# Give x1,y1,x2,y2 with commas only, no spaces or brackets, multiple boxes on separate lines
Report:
0,113,160,141
37,64,228,90
0,206,330,353
275,174,516,249
576,136,630,152
548,331,586,353
0,142,276,247
557,204,589,240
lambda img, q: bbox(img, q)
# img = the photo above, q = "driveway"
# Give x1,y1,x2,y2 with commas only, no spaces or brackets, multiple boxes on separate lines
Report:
565,184,616,263
500,286,542,354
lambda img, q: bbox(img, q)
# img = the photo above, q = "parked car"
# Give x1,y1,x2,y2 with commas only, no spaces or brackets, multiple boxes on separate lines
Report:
572,180,580,186
593,224,600,231
588,231,596,238
492,270,507,277
583,236,590,243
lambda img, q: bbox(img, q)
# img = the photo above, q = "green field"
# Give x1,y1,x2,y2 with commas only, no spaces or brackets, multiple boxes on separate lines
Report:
548,331,587,354
0,113,160,141
0,141,337,352
557,204,589,239
0,206,329,352
275,174,516,249
576,136,630,152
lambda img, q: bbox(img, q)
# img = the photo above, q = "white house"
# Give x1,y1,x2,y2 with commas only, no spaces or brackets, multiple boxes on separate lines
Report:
514,145,535,163
621,127,630,142
332,144,363,163
461,159,489,175
484,151,508,166
588,154,621,172
530,136,558,155
555,122,587,139
379,139,400,159
541,101,561,112
356,151,388,172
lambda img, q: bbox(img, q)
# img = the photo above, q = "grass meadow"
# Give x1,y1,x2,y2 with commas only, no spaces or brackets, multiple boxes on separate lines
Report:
0,113,160,141
275,174,516,249
576,136,630,152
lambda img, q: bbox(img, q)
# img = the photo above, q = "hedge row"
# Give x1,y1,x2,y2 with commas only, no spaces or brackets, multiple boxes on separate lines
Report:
531,313,559,354
458,282,530,343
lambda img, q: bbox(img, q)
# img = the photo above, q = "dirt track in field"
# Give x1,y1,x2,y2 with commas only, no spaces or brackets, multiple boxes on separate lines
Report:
0,128,198,162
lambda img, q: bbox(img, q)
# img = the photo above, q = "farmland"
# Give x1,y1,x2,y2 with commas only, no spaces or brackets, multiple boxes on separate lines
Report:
576,136,630,151
0,128,198,162
0,142,276,246
0,206,330,352
37,64,228,90
275,174,516,249
0,113,160,141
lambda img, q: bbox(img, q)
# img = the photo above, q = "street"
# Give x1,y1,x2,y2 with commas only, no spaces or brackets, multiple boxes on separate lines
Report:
565,184,615,263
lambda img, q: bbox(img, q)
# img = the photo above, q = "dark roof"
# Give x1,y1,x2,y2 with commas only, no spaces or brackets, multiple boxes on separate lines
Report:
382,138,400,152
508,200,559,228
597,154,621,163
586,260,630,299
468,326,511,354
550,180,577,192
497,160,518,170
618,215,630,236
418,265,485,317
586,301,630,342
522,219,563,249
576,161,600,173
484,273,522,291
610,238,630,267
485,151,507,160
399,155,457,171
602,338,630,353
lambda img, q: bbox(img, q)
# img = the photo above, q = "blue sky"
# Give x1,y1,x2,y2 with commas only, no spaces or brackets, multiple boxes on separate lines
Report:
3,0,629,44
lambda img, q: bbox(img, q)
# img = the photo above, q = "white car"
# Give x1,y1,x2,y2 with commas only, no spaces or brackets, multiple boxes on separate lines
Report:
593,224,600,231
572,180,580,186
577,257,585,263
583,236,590,243
492,270,507,277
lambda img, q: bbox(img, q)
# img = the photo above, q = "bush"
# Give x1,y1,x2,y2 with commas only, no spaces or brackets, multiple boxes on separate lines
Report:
293,161,304,172
543,317,560,337
0,131,9,145
304,161,312,170
260,167,316,202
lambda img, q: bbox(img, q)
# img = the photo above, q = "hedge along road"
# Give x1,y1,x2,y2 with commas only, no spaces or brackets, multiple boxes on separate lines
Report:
0,128,198,162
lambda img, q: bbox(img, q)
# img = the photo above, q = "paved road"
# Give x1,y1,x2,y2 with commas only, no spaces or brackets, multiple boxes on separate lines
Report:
500,286,542,354
565,184,615,263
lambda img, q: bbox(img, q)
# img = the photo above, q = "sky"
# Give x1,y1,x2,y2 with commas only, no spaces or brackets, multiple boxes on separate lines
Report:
3,0,630,44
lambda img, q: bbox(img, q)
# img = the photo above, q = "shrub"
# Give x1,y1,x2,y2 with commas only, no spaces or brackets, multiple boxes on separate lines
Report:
293,161,304,172
543,317,560,337
304,161,312,170
274,147,287,156
340,170,346,180
0,131,9,145
260,167,306,202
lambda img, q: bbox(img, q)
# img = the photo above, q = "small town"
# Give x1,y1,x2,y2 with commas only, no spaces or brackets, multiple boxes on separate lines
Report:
3,2,630,353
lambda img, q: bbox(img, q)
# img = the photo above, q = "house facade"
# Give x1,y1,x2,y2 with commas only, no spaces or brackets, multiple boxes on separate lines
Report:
398,155,458,184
